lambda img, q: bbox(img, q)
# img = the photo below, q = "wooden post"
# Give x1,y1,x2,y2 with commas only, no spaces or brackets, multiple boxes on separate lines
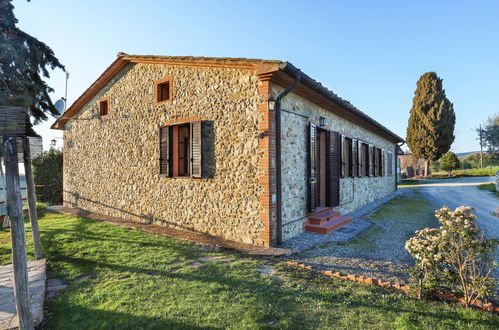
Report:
23,137,42,259
4,136,34,330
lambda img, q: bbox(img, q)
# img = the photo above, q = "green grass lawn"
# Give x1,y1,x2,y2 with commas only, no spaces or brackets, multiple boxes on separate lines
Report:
430,167,499,178
1,214,498,329
478,183,499,197
399,179,431,187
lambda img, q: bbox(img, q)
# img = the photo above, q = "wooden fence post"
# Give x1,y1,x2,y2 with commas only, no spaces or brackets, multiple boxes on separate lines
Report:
23,137,42,259
4,136,34,330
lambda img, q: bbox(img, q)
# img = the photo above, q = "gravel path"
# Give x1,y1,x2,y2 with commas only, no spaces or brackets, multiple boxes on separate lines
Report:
290,177,498,285
406,176,498,238
290,189,432,284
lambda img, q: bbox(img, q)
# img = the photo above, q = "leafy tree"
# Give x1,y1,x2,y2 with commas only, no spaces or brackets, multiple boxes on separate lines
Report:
439,151,459,174
0,0,64,130
32,148,63,204
406,72,456,177
483,113,499,156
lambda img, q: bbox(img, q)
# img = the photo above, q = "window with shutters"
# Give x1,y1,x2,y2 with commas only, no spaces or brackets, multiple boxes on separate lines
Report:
98,96,109,117
154,77,173,104
352,139,358,177
369,145,375,177
159,120,202,178
387,151,393,176
375,148,383,176
360,142,369,177
342,137,353,177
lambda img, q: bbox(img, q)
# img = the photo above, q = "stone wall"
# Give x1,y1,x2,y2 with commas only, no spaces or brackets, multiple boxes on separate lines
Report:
496,171,499,191
63,63,270,246
272,84,398,241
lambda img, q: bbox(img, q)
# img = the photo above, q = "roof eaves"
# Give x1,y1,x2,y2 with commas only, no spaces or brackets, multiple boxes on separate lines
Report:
278,62,404,143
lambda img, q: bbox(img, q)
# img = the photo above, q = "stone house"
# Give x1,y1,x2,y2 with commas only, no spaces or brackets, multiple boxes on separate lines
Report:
399,152,424,178
52,53,404,247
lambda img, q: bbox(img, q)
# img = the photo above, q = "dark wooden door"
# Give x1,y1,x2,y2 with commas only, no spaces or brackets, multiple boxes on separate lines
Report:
327,131,341,207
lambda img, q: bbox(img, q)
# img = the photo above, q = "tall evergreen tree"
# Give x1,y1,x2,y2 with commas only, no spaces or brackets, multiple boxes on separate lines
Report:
406,72,455,176
0,0,64,130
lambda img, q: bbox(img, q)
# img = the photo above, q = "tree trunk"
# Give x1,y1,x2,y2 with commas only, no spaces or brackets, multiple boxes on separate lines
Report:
424,159,430,177
23,137,42,260
4,136,34,330
479,124,484,170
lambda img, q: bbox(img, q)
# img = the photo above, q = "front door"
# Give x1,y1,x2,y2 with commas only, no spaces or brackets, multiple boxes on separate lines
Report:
308,123,341,212
317,129,327,207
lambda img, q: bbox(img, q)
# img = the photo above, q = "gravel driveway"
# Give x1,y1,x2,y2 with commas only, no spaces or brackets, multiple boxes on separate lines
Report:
407,176,498,239
290,176,498,285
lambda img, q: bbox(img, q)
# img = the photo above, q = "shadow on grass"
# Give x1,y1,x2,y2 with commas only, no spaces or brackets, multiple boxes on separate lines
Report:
43,252,499,328
35,213,498,328
43,304,219,330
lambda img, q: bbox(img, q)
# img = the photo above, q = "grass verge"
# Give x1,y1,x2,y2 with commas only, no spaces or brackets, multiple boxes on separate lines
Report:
478,183,499,197
430,168,499,178
1,213,498,328
349,191,438,252
399,179,430,187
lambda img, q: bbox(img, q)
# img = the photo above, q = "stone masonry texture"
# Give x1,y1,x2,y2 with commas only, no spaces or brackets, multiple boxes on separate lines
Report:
271,84,397,241
62,61,398,247
63,63,269,246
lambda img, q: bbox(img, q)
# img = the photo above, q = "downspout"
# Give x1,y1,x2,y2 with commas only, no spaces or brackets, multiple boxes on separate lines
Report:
395,141,405,189
273,67,301,245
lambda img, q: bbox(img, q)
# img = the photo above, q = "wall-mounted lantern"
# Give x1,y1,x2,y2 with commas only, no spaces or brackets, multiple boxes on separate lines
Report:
268,99,276,111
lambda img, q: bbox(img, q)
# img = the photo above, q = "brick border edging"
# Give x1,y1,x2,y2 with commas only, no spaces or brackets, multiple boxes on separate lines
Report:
283,261,499,314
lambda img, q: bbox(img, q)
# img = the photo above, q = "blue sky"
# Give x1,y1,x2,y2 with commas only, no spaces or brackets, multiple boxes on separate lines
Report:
13,0,499,152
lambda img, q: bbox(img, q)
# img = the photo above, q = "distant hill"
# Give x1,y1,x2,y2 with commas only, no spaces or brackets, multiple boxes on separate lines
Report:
456,151,480,158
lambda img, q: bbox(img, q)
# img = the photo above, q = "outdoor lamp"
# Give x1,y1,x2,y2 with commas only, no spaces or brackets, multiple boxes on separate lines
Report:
268,99,276,111
51,139,57,147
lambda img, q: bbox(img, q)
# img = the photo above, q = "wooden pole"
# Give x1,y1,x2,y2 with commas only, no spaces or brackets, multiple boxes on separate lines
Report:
4,136,34,330
479,124,484,170
23,137,42,259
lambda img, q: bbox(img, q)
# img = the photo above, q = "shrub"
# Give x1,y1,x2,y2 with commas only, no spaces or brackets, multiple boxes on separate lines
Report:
36,202,48,216
405,206,497,306
32,149,63,205
440,151,460,174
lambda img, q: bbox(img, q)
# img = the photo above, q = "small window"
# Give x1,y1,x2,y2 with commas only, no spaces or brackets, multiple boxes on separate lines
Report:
98,97,109,117
155,77,173,103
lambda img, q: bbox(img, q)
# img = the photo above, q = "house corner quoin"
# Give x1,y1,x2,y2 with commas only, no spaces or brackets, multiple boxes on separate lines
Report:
256,75,277,247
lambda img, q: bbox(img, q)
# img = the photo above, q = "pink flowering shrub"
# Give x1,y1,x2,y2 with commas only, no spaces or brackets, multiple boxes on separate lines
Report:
405,206,497,305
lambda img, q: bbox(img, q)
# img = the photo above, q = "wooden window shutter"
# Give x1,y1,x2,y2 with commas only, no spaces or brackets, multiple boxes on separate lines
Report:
308,123,318,212
328,131,341,207
368,145,372,176
360,142,365,177
190,121,202,178
159,126,170,176
381,149,385,176
340,135,346,178
379,148,383,176
352,139,358,177
388,151,393,176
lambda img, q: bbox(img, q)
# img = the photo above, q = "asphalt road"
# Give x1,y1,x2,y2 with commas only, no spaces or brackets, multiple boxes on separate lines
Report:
401,176,498,239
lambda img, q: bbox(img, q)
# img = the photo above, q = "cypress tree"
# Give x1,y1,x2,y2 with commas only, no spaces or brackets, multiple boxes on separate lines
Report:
0,0,64,128
406,72,455,176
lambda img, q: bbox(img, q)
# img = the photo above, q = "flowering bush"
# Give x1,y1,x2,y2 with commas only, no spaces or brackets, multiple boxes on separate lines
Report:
405,206,497,305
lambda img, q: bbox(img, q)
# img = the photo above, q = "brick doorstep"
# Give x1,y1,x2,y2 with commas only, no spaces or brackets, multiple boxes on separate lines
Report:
46,205,295,256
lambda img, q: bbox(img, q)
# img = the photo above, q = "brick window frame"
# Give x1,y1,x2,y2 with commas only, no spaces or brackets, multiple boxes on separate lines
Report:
154,77,173,104
98,96,110,117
